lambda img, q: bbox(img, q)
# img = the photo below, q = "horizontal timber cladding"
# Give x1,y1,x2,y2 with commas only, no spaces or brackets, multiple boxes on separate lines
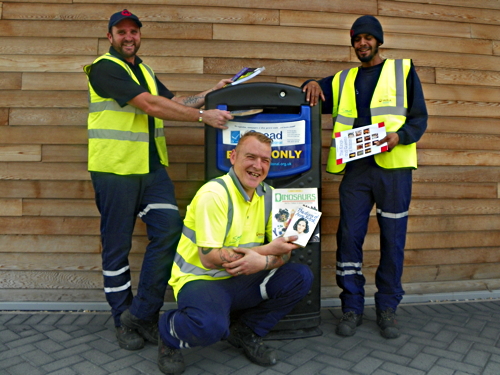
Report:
0,0,499,304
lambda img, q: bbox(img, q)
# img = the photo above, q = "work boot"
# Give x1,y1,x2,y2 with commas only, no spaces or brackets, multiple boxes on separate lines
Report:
115,326,144,350
336,311,363,337
158,335,185,375
377,308,400,339
227,322,277,366
121,309,159,344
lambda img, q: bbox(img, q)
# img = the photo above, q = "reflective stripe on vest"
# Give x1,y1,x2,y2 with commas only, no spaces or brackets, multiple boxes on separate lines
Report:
174,175,273,282
327,59,417,174
84,53,168,175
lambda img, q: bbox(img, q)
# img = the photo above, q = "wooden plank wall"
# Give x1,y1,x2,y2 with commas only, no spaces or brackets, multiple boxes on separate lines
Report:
0,0,499,305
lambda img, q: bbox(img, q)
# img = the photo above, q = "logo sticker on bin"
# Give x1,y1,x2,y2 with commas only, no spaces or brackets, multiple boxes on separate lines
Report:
216,109,312,178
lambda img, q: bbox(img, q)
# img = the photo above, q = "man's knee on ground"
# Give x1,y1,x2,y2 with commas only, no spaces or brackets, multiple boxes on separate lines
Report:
176,313,229,347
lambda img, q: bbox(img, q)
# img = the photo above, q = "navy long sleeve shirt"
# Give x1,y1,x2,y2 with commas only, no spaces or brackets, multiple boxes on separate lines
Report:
305,60,427,145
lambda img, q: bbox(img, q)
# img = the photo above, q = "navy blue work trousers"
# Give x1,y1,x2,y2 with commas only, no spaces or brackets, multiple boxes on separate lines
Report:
91,167,182,326
158,263,313,349
336,159,412,314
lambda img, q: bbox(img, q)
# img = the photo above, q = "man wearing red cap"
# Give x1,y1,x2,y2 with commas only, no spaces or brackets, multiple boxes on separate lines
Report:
84,9,233,350
303,15,428,339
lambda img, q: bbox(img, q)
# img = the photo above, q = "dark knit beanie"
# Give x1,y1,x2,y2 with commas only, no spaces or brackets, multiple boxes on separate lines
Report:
350,15,384,46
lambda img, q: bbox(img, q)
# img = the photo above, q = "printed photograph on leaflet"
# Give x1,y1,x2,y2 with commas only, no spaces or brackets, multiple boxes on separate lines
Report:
282,205,322,248
272,188,320,244
335,122,388,164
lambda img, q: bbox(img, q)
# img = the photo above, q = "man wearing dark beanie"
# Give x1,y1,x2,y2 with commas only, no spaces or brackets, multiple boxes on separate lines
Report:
302,15,428,339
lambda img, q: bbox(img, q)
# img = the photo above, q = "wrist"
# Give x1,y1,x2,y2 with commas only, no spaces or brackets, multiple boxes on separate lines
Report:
198,109,203,123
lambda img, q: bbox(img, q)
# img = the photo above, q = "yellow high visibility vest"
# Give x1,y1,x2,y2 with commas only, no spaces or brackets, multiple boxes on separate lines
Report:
326,59,417,174
169,171,273,299
84,53,168,175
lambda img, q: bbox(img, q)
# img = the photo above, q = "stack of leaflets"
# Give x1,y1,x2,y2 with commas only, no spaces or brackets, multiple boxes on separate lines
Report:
334,122,388,164
271,188,321,247
230,67,265,85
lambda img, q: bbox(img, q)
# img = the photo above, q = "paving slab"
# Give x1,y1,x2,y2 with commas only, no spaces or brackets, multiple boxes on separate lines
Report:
1,301,500,374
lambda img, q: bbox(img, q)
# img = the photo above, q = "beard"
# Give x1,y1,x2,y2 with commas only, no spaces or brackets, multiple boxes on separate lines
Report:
110,37,141,61
356,44,379,63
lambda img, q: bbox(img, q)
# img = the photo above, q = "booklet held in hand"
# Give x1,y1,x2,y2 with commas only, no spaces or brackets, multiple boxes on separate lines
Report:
230,67,265,85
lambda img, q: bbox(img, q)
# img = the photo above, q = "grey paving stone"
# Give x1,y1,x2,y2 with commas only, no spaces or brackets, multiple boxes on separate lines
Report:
433,329,458,344
51,343,94,360
0,355,26,370
71,314,95,326
318,368,353,375
370,350,411,366
1,301,500,374
490,353,500,363
422,346,464,361
410,337,448,349
372,370,398,375
259,369,285,375
314,353,353,370
21,348,56,366
23,315,50,325
479,324,500,340
397,342,422,358
5,315,32,325
80,348,115,365
288,360,326,375
189,358,241,375
45,368,77,375
71,361,109,375
102,353,145,372
0,329,21,344
38,315,67,326
483,360,500,375
44,329,74,343
341,344,373,363
448,338,473,354
35,338,65,354
0,314,16,325
426,364,455,375
41,354,84,372
61,334,100,349
108,368,141,375
263,358,296,374
408,352,439,371
351,356,384,374
473,342,500,356
436,358,483,375
456,332,496,346
380,361,427,375
0,344,37,361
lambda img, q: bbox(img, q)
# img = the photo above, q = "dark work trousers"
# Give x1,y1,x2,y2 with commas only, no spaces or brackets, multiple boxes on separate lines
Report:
335,158,412,315
91,167,182,326
158,263,313,349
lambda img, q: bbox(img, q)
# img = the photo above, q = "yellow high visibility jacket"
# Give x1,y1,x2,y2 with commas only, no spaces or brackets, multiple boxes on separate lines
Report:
169,170,273,299
326,59,417,174
84,53,168,175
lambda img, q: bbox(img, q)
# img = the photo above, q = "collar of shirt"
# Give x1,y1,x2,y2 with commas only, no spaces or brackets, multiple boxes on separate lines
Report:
108,46,143,66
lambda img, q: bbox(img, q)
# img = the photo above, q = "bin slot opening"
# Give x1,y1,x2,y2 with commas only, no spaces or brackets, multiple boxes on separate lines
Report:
228,106,302,115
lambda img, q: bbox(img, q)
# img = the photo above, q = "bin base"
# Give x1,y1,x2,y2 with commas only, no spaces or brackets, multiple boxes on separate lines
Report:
265,326,323,340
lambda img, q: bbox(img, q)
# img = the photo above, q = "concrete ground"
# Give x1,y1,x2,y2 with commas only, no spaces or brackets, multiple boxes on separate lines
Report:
1,300,500,375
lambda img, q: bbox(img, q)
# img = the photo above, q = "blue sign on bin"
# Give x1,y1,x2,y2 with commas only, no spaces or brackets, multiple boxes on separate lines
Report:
216,105,312,178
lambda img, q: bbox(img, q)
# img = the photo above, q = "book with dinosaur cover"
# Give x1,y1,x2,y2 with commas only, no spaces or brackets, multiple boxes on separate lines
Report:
271,188,320,245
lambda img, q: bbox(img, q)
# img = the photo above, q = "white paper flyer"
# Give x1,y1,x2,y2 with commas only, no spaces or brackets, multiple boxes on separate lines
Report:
335,122,388,164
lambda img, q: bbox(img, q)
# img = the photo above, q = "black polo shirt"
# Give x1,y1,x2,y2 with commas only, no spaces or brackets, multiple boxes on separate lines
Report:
88,47,174,172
